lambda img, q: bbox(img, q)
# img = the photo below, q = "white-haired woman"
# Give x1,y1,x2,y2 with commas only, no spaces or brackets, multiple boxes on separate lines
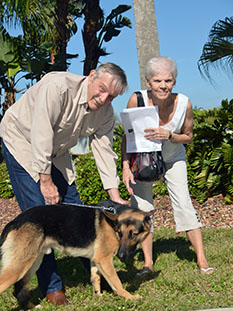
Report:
122,56,214,276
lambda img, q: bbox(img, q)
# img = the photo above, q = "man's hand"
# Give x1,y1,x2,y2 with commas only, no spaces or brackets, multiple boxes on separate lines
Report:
39,173,60,204
107,188,128,205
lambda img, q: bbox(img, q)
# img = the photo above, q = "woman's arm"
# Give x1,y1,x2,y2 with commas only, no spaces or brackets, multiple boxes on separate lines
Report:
121,94,138,195
144,100,193,144
169,99,193,144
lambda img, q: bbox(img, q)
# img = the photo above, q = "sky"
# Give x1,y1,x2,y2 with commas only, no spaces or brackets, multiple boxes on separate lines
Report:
67,0,233,115
4,0,233,115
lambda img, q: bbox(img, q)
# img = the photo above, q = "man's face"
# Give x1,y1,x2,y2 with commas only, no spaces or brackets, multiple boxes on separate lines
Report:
87,71,119,110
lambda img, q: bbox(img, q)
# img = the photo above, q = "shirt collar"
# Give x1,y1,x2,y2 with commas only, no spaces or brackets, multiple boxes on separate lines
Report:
79,76,89,105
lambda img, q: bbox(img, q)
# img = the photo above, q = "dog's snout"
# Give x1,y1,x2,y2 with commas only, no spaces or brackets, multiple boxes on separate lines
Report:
117,249,126,260
117,243,135,261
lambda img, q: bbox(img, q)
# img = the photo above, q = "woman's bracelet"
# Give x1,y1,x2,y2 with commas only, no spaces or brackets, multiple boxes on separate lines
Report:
168,131,173,140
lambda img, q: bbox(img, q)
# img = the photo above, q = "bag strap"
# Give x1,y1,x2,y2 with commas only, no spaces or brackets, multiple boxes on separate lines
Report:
134,91,145,107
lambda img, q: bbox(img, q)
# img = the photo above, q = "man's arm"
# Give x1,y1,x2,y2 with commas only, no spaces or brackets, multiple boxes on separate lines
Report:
30,79,63,203
91,105,128,204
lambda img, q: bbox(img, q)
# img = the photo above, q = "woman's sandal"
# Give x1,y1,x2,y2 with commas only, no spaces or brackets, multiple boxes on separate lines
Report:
200,267,214,274
136,267,154,278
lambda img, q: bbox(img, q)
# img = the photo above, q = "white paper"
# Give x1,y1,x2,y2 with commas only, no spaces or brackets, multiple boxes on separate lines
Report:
120,106,162,153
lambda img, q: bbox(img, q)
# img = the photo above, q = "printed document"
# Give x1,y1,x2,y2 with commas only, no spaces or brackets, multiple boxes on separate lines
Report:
120,106,162,153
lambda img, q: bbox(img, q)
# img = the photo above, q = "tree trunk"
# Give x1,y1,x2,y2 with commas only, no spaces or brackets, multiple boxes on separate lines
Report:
3,81,16,113
82,0,103,75
133,0,160,89
54,0,69,71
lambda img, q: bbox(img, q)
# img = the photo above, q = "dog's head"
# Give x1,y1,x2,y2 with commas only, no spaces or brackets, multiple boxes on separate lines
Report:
103,208,154,261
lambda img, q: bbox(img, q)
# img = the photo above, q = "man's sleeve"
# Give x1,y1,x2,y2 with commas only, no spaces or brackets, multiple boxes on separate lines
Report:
31,80,62,175
90,106,120,190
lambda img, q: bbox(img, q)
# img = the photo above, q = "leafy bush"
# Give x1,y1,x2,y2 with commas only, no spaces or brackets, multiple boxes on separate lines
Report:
1,99,233,204
186,99,233,203
74,124,129,204
0,161,14,198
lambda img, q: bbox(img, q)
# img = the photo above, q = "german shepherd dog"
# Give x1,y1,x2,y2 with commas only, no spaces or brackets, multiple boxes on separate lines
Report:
0,200,154,309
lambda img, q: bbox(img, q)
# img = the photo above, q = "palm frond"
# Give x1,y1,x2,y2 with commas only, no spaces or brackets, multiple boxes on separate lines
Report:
198,16,233,79
209,17,233,39
221,142,233,166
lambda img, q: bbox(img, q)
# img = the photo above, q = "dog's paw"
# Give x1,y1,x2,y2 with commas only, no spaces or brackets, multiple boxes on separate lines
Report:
94,290,103,297
131,294,142,300
126,293,142,300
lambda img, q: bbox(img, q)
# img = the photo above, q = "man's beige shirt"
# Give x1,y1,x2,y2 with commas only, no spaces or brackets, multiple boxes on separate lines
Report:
0,71,119,189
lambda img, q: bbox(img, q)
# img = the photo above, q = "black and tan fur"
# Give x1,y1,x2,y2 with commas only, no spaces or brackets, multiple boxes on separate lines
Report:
0,200,153,309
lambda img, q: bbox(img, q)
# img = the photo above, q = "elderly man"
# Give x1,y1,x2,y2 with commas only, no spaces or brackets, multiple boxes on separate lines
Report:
0,62,128,305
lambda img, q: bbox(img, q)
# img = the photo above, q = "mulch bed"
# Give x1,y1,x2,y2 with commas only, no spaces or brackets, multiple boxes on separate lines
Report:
152,194,233,229
0,195,232,233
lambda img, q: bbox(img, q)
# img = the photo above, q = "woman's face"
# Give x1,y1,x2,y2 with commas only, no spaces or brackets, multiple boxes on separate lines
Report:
146,71,176,101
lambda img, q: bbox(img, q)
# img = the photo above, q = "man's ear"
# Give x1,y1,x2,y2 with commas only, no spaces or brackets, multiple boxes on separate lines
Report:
89,69,96,81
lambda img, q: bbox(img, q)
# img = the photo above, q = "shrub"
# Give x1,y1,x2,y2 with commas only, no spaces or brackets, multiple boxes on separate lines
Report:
74,124,129,204
186,99,233,203
0,161,14,198
1,99,233,204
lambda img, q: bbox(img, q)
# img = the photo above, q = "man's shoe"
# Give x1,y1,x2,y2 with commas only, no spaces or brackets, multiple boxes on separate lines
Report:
46,290,69,305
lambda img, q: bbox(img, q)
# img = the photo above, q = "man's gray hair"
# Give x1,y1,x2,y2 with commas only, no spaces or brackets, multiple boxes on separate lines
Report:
93,62,128,95
145,57,178,81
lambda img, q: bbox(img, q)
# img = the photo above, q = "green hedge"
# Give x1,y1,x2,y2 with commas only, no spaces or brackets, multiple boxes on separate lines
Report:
0,161,14,198
74,124,129,204
186,98,233,203
0,98,232,203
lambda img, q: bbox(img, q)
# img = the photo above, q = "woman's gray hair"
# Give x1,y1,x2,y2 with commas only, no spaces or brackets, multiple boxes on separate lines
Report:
145,57,178,81
92,62,128,95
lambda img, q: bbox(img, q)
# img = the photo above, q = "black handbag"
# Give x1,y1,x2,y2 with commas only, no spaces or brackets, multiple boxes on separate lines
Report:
129,92,165,182
130,151,165,182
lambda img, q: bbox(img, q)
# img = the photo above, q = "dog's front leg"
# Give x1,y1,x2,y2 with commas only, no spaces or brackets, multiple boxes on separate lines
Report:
91,263,102,297
94,257,141,300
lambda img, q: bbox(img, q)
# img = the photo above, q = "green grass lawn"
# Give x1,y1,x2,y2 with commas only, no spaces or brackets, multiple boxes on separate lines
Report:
0,227,232,311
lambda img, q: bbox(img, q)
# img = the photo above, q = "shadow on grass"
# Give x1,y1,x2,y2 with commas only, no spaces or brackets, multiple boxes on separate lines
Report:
121,256,161,292
10,237,194,309
6,253,159,309
57,256,159,295
10,257,91,309
136,236,196,264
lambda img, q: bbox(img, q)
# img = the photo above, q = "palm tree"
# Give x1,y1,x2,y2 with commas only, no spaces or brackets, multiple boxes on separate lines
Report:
82,2,131,75
0,0,81,114
133,0,160,89
198,17,233,80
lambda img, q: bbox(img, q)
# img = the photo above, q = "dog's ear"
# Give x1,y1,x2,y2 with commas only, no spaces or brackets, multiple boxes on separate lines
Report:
142,210,155,223
103,210,118,221
143,210,155,217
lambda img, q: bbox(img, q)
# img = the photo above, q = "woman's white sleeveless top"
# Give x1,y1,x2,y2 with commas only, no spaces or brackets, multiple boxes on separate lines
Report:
140,90,188,163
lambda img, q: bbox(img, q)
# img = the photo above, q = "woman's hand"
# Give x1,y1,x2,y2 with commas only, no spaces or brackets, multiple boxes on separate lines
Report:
144,127,171,141
122,167,136,196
